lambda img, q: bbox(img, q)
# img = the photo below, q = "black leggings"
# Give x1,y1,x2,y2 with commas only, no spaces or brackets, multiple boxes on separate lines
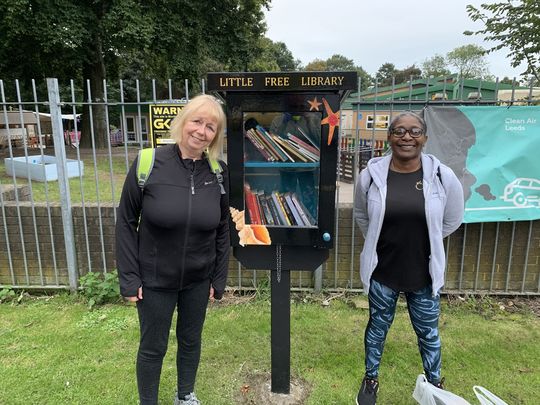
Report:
135,279,210,405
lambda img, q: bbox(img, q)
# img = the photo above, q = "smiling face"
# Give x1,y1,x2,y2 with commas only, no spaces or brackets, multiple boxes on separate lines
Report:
179,109,218,159
387,114,427,163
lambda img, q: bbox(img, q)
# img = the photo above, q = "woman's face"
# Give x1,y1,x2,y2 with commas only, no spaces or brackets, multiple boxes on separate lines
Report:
387,115,427,162
180,108,218,158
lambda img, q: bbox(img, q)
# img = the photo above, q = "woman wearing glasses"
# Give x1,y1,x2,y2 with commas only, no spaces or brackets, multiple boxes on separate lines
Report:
353,111,464,405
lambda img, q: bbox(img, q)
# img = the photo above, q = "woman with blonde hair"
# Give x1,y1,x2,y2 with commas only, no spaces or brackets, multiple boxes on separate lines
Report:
116,94,229,405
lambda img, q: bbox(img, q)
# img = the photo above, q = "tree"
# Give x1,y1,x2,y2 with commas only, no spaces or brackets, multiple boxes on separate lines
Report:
394,65,422,85
356,66,372,90
375,63,397,87
325,54,356,71
465,0,540,82
303,55,372,89
421,54,451,78
446,44,490,79
248,39,300,72
304,59,328,71
0,0,270,148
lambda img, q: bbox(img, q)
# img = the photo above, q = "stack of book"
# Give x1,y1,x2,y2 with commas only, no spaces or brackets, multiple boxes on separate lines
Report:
244,125,320,163
244,184,316,227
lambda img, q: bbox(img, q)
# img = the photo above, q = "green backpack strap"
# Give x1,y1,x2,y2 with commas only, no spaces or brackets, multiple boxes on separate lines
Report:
206,151,226,195
136,148,155,190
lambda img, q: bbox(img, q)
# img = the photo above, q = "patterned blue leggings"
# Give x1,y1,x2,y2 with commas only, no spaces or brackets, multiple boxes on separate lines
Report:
364,279,442,383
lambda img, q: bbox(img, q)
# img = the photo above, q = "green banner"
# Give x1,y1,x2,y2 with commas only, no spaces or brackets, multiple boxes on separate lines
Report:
424,106,540,223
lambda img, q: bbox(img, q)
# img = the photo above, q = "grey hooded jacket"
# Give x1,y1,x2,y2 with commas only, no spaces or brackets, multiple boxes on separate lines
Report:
353,153,464,295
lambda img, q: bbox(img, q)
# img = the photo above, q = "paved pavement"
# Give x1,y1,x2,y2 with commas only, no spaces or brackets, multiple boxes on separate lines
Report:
337,181,355,204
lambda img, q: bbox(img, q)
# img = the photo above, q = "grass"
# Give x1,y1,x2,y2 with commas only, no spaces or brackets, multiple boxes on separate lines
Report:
0,148,136,204
0,293,539,404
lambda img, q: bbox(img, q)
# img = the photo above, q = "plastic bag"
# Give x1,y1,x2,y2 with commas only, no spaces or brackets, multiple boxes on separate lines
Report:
473,386,509,405
413,374,472,405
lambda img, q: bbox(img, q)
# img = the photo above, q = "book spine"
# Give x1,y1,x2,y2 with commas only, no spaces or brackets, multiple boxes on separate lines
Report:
246,129,275,161
271,135,299,162
297,126,319,149
266,195,282,225
273,136,307,162
259,192,275,225
285,140,315,162
291,194,315,226
285,192,304,226
287,133,320,156
252,127,282,161
277,192,295,225
256,125,289,162
244,185,262,224
250,128,280,161
271,191,289,225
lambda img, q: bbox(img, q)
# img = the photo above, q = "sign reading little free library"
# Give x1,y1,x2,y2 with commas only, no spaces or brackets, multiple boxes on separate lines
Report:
148,102,186,147
207,71,357,91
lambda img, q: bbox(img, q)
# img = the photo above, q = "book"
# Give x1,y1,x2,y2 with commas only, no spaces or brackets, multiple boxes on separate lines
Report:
258,191,274,225
272,135,308,162
286,139,318,162
284,192,305,226
245,129,275,161
291,194,316,226
278,192,297,225
271,191,290,225
256,125,289,162
266,194,282,225
297,126,319,150
287,133,320,156
253,127,283,161
244,184,262,224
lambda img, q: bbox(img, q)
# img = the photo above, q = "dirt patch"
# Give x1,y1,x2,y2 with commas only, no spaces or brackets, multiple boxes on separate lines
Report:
446,294,540,318
208,290,259,308
235,372,311,405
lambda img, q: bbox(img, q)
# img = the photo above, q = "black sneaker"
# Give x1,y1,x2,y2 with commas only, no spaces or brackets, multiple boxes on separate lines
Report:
430,377,445,390
356,376,379,405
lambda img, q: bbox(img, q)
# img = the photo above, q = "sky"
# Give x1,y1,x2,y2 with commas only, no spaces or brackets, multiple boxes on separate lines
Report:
263,0,527,80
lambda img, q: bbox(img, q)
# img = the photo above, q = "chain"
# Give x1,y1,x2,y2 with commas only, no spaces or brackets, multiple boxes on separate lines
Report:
276,244,282,283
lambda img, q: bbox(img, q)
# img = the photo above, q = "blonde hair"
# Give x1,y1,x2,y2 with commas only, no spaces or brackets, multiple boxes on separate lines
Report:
169,94,226,161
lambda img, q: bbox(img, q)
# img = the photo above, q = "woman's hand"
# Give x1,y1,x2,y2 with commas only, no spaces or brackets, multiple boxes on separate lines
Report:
209,285,215,302
125,286,143,302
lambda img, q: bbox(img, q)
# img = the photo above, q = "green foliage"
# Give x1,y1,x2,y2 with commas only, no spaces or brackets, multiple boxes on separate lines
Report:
253,275,271,301
446,44,491,79
422,54,452,78
375,62,397,86
466,0,540,82
0,288,16,304
304,54,373,90
78,270,121,309
304,58,328,71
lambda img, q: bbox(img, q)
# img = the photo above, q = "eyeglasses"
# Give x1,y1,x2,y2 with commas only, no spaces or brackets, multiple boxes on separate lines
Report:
390,127,425,138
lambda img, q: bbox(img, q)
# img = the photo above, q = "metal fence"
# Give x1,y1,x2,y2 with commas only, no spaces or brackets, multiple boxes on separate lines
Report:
1,76,539,295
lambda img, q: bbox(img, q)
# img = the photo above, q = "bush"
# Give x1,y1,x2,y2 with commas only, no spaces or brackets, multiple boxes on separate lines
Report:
0,287,17,304
79,270,121,309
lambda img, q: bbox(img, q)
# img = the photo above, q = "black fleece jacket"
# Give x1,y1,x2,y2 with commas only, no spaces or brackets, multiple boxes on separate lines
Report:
115,144,230,299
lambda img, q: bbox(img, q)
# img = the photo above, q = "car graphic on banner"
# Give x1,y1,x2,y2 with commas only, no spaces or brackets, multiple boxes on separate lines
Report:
501,178,540,207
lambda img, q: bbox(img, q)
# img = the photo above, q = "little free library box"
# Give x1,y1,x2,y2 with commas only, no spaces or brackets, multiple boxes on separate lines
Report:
208,71,357,394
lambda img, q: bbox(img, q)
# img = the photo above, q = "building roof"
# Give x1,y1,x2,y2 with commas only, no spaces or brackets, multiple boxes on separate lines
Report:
341,75,525,109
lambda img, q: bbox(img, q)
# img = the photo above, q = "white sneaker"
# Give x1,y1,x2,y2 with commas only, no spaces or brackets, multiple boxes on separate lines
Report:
174,392,201,405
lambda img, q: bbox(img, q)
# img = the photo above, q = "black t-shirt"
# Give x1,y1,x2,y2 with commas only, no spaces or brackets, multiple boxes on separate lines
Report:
371,168,431,292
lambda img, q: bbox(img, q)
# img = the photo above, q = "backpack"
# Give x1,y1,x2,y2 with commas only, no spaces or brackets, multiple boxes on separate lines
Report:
136,148,226,194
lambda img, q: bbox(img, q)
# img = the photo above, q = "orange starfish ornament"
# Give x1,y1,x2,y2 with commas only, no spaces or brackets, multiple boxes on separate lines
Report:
307,97,322,111
321,98,340,145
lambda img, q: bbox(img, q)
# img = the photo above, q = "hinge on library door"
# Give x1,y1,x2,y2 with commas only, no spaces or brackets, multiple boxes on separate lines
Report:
276,244,282,283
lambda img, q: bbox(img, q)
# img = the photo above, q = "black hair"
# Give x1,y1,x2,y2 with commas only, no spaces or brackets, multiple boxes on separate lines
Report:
388,111,427,134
